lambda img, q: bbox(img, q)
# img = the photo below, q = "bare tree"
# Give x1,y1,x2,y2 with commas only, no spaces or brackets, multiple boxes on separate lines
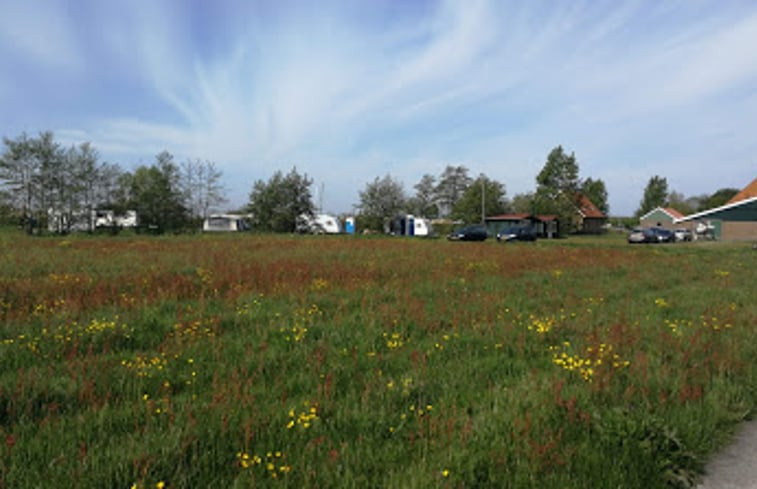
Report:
181,158,226,221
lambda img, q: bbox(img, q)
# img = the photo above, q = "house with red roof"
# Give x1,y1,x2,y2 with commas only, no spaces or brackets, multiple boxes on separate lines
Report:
573,193,607,234
485,192,606,237
639,207,686,230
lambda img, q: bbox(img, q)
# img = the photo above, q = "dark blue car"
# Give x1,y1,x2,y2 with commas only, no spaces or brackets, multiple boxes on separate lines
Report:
650,227,675,243
447,225,488,241
496,226,537,242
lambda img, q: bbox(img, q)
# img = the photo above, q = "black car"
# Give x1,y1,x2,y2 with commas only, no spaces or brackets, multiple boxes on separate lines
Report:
496,226,537,242
447,225,488,241
650,227,675,243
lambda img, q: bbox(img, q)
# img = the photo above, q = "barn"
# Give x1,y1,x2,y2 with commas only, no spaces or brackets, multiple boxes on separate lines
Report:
673,195,757,241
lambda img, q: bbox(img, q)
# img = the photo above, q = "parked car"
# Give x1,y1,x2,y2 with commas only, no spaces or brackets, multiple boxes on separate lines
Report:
496,226,537,242
627,228,657,244
650,227,675,243
447,225,488,241
674,228,693,242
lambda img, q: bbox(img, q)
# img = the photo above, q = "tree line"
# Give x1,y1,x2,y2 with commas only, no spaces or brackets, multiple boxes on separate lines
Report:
635,175,738,218
356,146,610,234
1,132,611,235
17,131,726,235
0,132,225,233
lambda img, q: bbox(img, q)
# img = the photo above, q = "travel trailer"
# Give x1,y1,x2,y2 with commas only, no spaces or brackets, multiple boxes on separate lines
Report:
95,210,137,229
297,213,342,234
202,214,250,232
48,209,137,233
388,215,432,237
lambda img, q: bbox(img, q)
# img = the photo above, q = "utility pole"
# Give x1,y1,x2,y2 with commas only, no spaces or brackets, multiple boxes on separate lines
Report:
480,174,485,224
319,182,324,213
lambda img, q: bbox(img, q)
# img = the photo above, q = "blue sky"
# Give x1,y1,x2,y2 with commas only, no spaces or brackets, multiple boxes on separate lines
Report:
1,0,756,216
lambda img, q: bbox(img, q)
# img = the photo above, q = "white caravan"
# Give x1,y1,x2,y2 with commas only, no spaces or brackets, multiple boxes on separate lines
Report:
389,215,432,237
297,213,342,234
202,214,250,232
48,209,137,233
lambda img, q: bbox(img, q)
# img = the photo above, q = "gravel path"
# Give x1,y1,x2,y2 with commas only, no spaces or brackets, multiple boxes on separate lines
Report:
697,420,757,489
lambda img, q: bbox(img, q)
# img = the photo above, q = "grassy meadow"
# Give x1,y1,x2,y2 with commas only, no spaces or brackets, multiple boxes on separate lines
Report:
0,230,756,488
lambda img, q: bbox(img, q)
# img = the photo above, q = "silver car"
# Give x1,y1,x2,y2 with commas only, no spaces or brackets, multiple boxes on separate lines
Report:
674,228,692,242
628,228,656,244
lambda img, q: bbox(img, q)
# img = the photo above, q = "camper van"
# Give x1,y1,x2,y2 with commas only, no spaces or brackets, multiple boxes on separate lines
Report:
388,215,432,237
297,213,342,234
202,214,250,232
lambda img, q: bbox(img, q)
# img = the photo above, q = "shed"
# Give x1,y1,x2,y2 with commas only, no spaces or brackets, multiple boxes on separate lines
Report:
534,215,559,238
484,214,559,238
485,213,532,236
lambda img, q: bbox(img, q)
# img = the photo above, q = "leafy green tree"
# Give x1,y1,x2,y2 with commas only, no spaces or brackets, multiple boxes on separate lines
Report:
247,167,314,232
699,188,739,211
407,173,438,218
125,151,188,232
536,146,580,198
435,165,471,217
357,174,406,232
511,192,535,214
0,193,14,225
451,175,508,223
635,175,668,217
581,177,609,215
666,191,696,216
534,146,581,234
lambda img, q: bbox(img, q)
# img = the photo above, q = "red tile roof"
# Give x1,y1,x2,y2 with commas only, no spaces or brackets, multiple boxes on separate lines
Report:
727,177,757,204
486,213,531,220
663,207,685,219
574,194,605,219
535,215,558,222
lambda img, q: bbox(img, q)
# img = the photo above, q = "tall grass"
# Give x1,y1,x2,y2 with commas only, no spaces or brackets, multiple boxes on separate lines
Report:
0,229,755,488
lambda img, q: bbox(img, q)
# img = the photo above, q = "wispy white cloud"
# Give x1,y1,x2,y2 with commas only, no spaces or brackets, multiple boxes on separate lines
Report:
57,118,193,161
3,0,757,214
0,1,83,70
655,13,757,105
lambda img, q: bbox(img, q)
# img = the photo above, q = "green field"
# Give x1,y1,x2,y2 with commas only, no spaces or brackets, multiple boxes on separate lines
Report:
0,230,755,488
